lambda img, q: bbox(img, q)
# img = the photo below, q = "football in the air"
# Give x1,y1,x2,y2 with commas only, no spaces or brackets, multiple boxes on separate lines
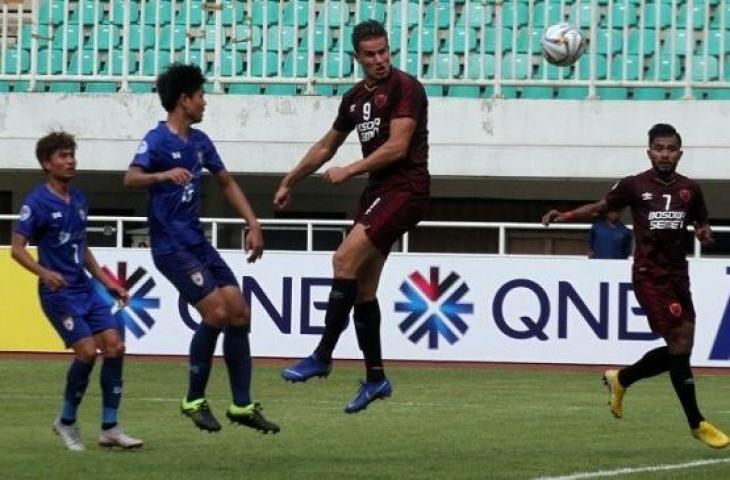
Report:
541,23,586,67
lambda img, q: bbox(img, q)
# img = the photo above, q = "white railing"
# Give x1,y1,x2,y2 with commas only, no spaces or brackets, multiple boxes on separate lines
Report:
1,214,729,257
0,0,728,98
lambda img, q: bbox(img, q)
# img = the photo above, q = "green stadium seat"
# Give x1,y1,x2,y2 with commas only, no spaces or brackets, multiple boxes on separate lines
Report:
569,2,599,28
448,85,481,98
69,2,103,26
668,87,689,99
314,84,336,96
392,52,420,76
39,1,64,25
228,83,261,94
425,1,452,28
529,29,543,52
534,1,563,27
101,49,138,75
502,1,529,27
129,25,155,50
485,27,513,53
628,28,657,56
607,2,638,27
177,1,205,26
426,53,461,79
220,50,245,76
465,53,496,79
233,26,264,50
387,26,404,54
85,83,119,93
252,2,280,26
358,1,386,23
0,81,9,93
266,84,298,95
88,24,122,50
409,28,436,53
282,50,308,77
645,54,682,80
159,25,187,51
521,86,555,98
706,29,729,55
50,82,81,93
692,55,719,80
20,24,52,50
577,54,608,79
299,26,333,53
441,27,478,54
633,88,667,100
596,28,622,55
142,50,174,75
144,1,173,25
283,0,309,26
706,89,730,99
643,2,671,29
187,50,210,74
500,86,519,98
250,51,279,76
68,49,96,75
53,25,83,50
610,54,641,80
424,85,444,96
390,2,419,27
3,49,30,74
37,49,64,74
501,53,531,79
457,0,492,27
663,29,693,56
341,26,355,53
678,1,707,30
710,3,730,28
111,0,140,25
535,61,571,80
129,82,154,93
222,0,245,26
266,26,298,52
323,51,353,77
316,1,349,27
557,86,589,99
597,87,629,99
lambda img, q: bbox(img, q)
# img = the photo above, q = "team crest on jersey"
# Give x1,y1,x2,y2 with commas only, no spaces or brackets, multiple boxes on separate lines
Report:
641,192,653,201
136,140,148,155
78,208,86,221
669,302,683,317
190,271,204,287
349,103,356,113
62,316,74,331
679,189,691,203
374,92,387,108
19,205,31,221
58,231,71,245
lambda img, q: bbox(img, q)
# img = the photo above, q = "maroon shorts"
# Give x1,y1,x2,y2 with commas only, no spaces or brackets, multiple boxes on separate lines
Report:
632,269,695,337
353,188,428,257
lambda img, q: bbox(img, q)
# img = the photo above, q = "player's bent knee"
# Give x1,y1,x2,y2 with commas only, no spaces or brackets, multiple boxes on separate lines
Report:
75,346,98,364
103,342,125,358
203,305,229,327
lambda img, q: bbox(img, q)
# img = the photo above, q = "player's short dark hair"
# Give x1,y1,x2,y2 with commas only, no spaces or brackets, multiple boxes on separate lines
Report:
352,19,388,53
648,123,682,148
35,131,76,170
156,63,206,112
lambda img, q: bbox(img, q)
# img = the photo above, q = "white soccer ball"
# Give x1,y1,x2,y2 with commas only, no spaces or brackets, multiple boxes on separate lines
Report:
541,23,586,67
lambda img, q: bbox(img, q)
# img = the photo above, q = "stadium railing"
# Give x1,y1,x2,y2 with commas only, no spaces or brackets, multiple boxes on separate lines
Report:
1,214,728,256
0,0,729,99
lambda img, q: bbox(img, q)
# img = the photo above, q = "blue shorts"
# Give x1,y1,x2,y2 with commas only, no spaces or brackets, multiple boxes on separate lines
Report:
40,287,121,348
153,242,238,306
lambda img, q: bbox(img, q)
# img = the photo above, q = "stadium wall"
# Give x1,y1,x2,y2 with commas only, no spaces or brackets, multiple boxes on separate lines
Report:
2,247,729,367
2,94,730,180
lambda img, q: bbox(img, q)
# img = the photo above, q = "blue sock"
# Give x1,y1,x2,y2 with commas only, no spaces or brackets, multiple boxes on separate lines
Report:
223,325,252,407
100,356,123,430
61,359,94,424
187,322,221,402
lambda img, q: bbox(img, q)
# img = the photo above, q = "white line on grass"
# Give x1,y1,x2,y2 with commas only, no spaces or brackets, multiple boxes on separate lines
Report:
534,458,730,480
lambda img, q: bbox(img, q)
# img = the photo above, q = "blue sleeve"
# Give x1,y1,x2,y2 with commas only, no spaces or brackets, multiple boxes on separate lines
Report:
623,229,633,258
202,134,225,174
130,131,157,171
14,197,45,240
587,225,596,249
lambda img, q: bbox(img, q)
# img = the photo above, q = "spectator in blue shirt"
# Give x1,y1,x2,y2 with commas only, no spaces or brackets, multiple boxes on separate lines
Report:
588,208,633,259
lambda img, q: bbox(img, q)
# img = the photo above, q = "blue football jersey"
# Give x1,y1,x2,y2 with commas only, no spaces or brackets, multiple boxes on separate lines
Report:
15,184,91,293
131,121,225,256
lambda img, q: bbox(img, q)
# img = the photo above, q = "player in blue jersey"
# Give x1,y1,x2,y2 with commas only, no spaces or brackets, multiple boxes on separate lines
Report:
124,64,279,434
11,131,143,451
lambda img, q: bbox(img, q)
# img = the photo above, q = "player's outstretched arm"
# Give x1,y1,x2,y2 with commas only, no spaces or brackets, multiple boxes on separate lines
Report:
214,170,264,263
324,117,416,185
694,222,714,246
123,166,192,188
84,247,129,305
542,199,608,226
274,129,349,210
10,233,67,291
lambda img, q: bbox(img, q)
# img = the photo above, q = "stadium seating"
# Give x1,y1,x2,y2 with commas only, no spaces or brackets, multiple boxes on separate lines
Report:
1,0,729,99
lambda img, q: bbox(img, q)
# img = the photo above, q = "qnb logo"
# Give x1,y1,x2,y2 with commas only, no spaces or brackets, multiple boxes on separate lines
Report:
709,266,730,360
395,267,473,349
92,262,160,339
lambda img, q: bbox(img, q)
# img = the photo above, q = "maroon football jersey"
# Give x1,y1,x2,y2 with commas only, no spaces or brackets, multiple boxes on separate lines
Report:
332,67,430,195
604,169,709,272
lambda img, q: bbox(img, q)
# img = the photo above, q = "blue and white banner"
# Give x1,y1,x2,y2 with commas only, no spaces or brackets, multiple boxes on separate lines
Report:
91,249,730,367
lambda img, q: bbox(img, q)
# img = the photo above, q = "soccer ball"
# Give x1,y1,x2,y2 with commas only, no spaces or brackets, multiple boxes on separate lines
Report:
541,23,586,67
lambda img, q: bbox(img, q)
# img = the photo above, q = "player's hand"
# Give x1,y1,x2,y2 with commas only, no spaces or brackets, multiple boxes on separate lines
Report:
108,285,130,307
40,269,67,291
322,166,350,185
541,210,562,226
162,167,193,185
273,185,291,210
245,225,264,263
695,224,714,246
